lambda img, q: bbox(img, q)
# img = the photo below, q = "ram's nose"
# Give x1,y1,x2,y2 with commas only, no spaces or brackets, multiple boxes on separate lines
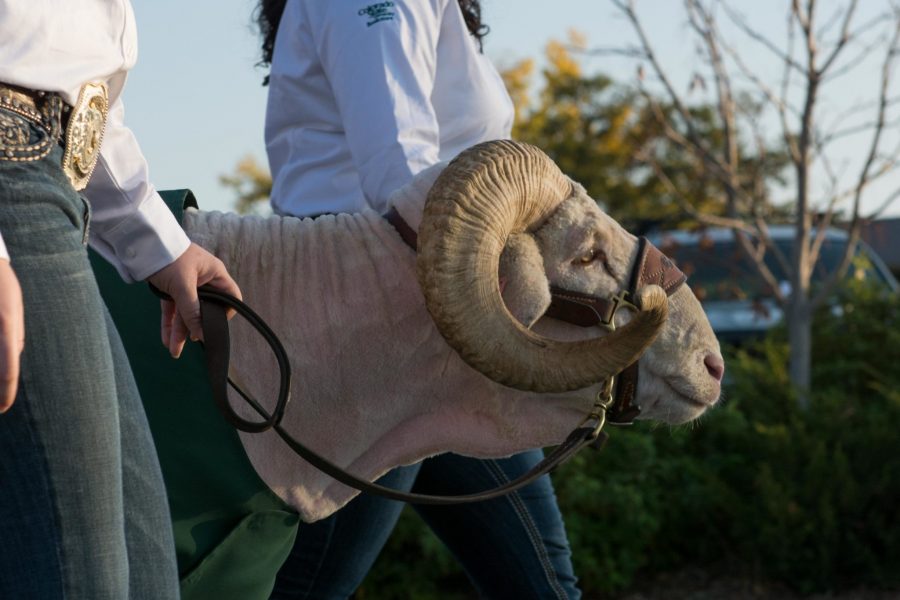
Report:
704,353,725,383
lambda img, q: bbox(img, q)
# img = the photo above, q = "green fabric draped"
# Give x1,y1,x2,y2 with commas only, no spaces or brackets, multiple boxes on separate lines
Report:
90,189,298,600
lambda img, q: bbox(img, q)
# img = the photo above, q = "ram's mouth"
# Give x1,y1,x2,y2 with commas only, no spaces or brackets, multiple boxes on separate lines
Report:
637,375,718,424
665,371,721,406
672,393,711,410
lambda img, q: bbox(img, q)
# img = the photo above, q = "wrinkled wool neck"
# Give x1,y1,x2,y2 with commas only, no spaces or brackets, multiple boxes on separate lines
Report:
178,206,598,522
183,208,403,283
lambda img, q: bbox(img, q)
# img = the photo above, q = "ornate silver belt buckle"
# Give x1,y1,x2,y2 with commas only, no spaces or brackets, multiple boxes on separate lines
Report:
62,82,108,191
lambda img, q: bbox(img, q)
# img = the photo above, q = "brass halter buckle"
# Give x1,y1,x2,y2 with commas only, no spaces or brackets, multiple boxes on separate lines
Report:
598,290,638,332
577,376,616,449
62,82,108,191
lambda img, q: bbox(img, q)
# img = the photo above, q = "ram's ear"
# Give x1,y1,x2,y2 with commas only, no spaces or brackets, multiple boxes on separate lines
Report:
499,233,551,328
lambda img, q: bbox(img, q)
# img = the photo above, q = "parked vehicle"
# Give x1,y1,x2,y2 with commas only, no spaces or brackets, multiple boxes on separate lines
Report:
646,226,900,345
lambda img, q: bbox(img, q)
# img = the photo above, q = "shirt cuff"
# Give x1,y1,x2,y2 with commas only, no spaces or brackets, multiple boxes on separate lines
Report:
95,194,192,282
0,234,8,262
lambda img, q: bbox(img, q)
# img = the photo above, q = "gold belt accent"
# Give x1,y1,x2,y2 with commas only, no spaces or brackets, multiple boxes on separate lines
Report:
0,85,46,123
0,81,108,190
62,82,109,191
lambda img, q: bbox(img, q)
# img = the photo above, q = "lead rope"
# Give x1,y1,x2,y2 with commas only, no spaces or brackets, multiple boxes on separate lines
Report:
154,284,612,505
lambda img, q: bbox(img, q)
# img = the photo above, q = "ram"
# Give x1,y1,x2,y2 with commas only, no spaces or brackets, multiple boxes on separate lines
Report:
184,140,724,522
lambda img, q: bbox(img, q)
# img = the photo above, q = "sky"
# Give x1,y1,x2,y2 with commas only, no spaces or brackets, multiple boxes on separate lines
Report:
124,0,900,218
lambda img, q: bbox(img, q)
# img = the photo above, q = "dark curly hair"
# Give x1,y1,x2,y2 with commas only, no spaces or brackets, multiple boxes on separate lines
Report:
256,0,288,74
256,0,489,82
458,0,489,52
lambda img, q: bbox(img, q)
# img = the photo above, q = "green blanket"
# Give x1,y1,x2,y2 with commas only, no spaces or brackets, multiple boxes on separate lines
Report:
90,190,298,600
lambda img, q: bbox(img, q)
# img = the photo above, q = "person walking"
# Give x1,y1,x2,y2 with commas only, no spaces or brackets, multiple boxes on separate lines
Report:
0,2,242,597
257,1,581,598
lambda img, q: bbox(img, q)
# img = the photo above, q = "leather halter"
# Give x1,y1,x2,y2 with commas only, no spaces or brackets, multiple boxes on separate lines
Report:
384,208,687,425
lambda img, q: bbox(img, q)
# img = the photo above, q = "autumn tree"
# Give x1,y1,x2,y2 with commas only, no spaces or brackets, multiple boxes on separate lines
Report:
219,155,272,215
502,35,788,230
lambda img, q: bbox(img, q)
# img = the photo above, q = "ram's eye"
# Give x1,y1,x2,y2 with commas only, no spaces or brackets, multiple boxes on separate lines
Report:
575,248,603,265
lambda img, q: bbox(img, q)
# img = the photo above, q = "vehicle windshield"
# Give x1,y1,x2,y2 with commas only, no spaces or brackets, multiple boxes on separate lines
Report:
655,235,888,302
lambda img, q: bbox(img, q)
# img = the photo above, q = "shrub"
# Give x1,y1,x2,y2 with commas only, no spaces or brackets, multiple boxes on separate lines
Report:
359,283,900,597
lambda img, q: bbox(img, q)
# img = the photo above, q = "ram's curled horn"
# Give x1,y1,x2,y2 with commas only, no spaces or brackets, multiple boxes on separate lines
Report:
416,140,669,393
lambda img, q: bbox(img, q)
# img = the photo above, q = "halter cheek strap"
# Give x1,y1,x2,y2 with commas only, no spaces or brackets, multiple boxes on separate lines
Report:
546,237,687,423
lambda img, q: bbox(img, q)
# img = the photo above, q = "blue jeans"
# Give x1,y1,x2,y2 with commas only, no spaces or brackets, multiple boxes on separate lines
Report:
0,105,180,599
271,450,580,599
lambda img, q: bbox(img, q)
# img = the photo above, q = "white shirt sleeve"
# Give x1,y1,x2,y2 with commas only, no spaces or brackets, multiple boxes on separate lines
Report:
0,235,8,262
83,97,191,282
309,0,446,212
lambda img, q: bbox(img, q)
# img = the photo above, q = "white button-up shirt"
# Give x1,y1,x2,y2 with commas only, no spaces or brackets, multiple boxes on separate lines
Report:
265,0,514,217
0,0,190,281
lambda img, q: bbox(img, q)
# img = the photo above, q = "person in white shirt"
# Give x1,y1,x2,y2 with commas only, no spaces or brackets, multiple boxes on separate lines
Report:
0,2,242,597
259,1,581,597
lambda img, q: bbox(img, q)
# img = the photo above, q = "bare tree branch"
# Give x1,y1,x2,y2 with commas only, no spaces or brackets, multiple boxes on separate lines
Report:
823,95,900,131
575,46,648,59
812,149,849,236
784,0,822,298
822,16,892,82
816,0,857,75
866,185,900,219
607,0,900,397
720,2,806,74
610,0,731,178
782,8,801,164
754,215,792,280
686,0,739,194
816,3,846,40
685,0,792,287
793,0,811,35
636,148,755,230
817,116,900,146
640,92,762,211
813,13,900,309
715,17,803,163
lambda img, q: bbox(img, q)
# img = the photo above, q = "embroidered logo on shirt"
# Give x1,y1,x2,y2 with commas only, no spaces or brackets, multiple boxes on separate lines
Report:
358,1,395,26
